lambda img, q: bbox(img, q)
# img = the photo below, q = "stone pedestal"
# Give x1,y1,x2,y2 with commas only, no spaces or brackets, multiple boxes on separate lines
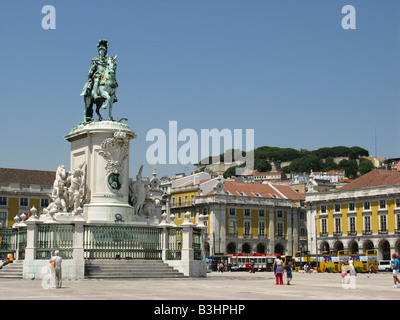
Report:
64,121,137,223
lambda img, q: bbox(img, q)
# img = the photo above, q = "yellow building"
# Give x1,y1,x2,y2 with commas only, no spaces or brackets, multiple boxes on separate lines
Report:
169,172,218,226
306,169,400,260
190,179,305,257
0,168,54,227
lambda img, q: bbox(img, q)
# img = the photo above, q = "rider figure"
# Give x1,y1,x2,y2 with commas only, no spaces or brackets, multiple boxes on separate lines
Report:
82,39,109,100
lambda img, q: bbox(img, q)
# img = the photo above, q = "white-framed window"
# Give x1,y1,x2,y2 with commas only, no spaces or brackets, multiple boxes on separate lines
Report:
40,199,49,208
320,205,327,213
321,219,327,234
277,222,284,238
380,214,387,232
396,199,400,208
397,214,400,231
379,200,386,209
184,195,188,206
191,195,195,205
259,222,266,237
349,217,356,234
229,220,236,237
259,209,265,217
334,204,341,213
244,221,251,236
335,218,341,234
178,196,182,207
364,201,370,210
244,209,251,217
229,208,236,216
0,197,7,206
348,202,355,211
364,216,371,233
20,198,28,207
0,212,7,227
172,197,176,207
277,210,283,218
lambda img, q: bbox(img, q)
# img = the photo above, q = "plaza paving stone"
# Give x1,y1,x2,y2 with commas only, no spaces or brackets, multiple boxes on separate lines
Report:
0,271,399,301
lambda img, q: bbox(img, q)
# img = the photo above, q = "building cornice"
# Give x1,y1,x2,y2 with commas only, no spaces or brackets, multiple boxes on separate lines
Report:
306,184,400,204
196,193,293,208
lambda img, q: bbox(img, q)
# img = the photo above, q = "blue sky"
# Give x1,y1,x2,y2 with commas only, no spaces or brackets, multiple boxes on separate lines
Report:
0,0,399,178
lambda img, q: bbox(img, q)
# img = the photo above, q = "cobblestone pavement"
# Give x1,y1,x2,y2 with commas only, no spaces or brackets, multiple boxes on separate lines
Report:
0,271,399,301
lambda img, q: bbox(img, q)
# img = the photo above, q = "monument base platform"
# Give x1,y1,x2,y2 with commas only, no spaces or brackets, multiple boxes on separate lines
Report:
83,203,159,225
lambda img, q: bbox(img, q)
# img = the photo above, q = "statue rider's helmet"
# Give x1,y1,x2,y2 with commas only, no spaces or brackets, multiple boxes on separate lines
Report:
97,39,109,56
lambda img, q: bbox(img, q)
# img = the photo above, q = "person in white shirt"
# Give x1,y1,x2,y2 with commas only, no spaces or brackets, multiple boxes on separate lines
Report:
49,250,62,288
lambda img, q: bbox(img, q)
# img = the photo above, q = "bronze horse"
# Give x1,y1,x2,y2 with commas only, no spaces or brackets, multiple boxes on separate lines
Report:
82,55,118,122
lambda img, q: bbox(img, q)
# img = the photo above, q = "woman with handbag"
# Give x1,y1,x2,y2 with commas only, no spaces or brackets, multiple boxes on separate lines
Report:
273,254,284,285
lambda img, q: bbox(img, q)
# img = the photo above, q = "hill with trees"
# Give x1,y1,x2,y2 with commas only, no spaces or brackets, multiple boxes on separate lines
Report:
216,146,374,179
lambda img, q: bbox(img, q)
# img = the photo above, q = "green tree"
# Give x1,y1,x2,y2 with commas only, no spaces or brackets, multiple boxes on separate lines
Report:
321,156,338,172
254,159,272,172
339,159,358,179
289,154,322,173
358,158,374,175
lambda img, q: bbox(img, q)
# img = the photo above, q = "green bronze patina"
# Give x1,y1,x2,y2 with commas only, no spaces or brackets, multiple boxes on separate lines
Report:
81,39,120,123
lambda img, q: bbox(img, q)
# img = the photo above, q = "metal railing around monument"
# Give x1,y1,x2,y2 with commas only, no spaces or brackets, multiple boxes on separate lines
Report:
36,224,74,259
193,228,202,260
167,228,182,260
0,227,27,260
83,225,162,260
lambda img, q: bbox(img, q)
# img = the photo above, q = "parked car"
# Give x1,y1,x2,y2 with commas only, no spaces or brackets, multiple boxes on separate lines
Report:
378,260,392,272
229,263,240,271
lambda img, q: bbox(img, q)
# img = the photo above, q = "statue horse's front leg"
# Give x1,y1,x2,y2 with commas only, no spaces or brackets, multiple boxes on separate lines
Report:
108,95,114,121
95,101,104,121
84,96,94,122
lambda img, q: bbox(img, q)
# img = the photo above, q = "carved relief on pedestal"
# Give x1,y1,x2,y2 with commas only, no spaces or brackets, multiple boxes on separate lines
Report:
98,131,129,191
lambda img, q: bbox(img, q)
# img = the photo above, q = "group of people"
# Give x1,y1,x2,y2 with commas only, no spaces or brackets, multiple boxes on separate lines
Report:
340,258,357,284
0,250,62,288
217,262,227,272
3,251,400,289
273,254,292,285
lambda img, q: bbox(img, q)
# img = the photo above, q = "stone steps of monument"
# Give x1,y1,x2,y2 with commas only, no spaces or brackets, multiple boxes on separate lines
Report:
85,260,185,279
0,261,23,278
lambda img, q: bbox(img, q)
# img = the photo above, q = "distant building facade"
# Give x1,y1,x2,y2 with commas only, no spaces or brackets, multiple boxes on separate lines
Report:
0,168,55,227
306,169,400,260
195,181,306,257
254,171,287,183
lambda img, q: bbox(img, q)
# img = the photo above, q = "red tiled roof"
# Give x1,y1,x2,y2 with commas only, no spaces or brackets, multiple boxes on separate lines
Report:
208,181,304,201
273,184,305,201
0,168,55,185
340,169,400,190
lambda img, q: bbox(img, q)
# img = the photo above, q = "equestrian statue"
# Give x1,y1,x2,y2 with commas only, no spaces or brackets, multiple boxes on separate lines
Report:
81,39,119,122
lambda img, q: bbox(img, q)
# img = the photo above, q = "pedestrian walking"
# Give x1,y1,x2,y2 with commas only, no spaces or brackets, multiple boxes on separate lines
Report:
340,260,347,284
391,253,400,288
273,254,284,285
49,250,62,288
284,261,293,285
250,260,255,273
349,258,356,276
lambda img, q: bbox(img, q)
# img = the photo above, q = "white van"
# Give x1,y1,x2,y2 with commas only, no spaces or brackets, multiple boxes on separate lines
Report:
378,260,392,272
